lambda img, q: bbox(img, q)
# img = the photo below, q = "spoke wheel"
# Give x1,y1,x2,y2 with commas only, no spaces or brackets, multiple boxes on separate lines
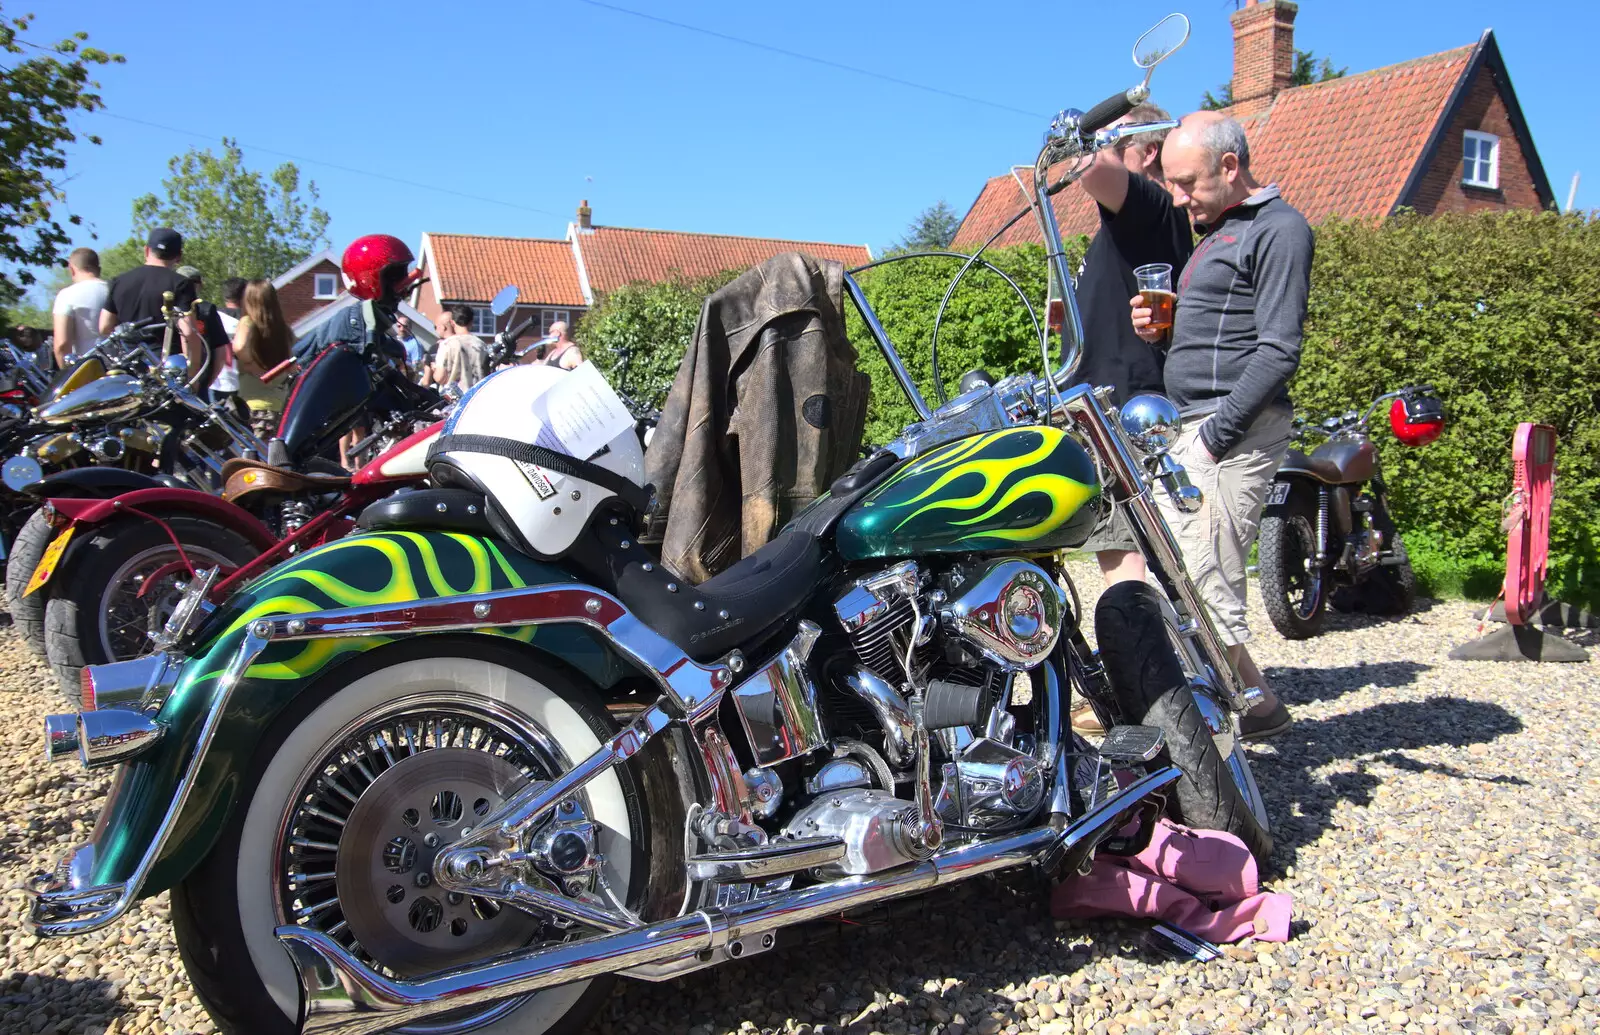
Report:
171,646,668,1035
100,542,234,661
1259,503,1328,640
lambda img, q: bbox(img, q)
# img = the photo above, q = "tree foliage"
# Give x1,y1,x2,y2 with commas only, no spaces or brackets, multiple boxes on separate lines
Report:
1201,48,1346,110
886,200,962,254
130,138,329,300
577,270,743,411
0,9,122,299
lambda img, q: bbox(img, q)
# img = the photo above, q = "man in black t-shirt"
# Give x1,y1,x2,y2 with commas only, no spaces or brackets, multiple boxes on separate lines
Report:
1073,103,1193,588
99,229,197,330
101,229,206,374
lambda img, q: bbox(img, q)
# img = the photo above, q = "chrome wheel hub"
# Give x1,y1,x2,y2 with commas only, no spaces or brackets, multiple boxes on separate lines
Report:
336,748,542,976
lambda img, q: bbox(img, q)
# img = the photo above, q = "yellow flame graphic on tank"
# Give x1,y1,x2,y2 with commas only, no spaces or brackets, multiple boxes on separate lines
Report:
890,430,1058,529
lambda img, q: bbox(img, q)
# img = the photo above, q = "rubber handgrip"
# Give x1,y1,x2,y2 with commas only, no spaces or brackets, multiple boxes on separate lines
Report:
1079,88,1138,136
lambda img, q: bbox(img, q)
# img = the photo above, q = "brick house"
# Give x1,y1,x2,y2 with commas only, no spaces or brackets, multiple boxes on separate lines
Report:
411,205,872,342
953,0,1554,247
271,248,345,327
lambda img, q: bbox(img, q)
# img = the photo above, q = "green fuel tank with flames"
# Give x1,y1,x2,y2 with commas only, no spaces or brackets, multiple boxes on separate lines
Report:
836,426,1102,561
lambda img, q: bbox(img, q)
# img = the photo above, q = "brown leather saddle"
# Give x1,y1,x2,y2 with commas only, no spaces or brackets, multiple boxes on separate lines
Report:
221,458,351,503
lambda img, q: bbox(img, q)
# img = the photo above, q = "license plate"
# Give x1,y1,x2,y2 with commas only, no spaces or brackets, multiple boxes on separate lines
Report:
23,525,74,597
1266,481,1291,507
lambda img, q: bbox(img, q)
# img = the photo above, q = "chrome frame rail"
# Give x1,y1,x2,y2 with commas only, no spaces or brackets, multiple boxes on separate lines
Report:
282,764,1183,1035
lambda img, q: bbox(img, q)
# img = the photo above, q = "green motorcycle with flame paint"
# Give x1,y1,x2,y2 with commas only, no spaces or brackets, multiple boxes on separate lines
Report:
23,16,1272,1035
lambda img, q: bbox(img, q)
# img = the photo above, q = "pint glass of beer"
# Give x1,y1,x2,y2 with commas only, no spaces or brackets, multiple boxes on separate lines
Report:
1135,263,1175,332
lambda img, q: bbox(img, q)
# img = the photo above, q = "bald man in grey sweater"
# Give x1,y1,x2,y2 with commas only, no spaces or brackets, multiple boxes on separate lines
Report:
1132,111,1314,741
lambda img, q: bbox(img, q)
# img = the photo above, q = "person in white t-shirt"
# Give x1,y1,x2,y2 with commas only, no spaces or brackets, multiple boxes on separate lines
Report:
51,247,109,368
209,277,245,416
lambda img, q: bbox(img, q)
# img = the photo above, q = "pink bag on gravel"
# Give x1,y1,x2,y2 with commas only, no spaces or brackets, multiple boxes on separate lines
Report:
1050,818,1292,943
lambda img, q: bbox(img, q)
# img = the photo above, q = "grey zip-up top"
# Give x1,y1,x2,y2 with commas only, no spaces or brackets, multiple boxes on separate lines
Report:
1165,185,1314,458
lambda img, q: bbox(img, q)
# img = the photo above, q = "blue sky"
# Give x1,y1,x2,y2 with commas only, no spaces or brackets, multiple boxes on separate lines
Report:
25,0,1597,290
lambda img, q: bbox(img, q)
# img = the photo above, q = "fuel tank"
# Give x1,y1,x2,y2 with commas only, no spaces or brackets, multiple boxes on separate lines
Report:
836,426,1101,561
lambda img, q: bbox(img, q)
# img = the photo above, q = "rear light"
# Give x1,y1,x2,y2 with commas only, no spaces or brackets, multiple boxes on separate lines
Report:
80,667,96,711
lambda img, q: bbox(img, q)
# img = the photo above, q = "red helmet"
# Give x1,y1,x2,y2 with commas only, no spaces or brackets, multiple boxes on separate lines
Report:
341,234,422,302
1389,393,1445,447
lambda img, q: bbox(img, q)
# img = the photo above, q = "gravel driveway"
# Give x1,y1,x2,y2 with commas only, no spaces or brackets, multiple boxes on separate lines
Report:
2,583,1597,1035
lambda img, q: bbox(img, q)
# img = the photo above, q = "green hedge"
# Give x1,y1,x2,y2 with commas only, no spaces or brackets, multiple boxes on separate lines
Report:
578,211,1600,608
1297,211,1599,610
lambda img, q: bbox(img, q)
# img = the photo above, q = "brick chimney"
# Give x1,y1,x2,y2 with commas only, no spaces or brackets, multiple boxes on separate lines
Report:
576,199,593,231
1230,0,1298,117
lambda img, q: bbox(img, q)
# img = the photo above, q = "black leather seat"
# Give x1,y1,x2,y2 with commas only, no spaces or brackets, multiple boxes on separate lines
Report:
356,488,499,537
570,513,835,664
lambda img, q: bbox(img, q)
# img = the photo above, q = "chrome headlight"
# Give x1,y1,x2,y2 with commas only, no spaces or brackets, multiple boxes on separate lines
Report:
1119,394,1183,455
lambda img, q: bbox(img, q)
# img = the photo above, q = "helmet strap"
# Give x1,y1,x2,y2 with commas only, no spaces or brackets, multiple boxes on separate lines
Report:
427,433,655,518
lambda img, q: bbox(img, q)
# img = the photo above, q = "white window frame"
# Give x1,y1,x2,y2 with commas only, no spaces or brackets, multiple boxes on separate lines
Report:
540,309,573,336
1462,130,1500,189
471,306,497,336
312,272,339,299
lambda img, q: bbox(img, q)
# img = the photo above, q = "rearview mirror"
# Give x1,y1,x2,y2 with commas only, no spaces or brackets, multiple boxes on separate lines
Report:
490,284,518,317
1134,13,1190,71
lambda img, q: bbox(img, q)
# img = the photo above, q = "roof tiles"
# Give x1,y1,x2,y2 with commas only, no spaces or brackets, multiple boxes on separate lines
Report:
953,43,1477,248
576,226,872,295
426,234,587,307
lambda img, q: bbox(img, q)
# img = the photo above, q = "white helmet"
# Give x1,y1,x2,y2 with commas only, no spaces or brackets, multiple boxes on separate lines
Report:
427,364,648,559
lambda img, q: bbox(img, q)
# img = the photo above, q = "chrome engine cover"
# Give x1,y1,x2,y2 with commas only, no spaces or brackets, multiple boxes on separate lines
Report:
940,559,1065,670
782,788,932,876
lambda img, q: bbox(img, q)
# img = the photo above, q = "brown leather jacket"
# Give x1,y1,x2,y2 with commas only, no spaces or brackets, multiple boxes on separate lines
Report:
643,252,868,581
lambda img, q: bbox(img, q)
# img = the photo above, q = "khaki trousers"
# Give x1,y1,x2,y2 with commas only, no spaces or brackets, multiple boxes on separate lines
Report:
1155,407,1294,645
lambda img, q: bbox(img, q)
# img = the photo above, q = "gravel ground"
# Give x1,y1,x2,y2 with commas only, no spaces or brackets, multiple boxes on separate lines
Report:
1,578,1598,1035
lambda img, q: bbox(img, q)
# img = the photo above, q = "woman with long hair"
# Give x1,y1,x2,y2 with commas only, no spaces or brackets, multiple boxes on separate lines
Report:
233,278,293,437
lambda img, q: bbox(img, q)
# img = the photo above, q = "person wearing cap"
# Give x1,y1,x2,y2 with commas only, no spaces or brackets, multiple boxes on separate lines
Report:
99,228,197,332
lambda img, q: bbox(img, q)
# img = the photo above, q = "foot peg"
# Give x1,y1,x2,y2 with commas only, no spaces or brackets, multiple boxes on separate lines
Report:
1097,724,1165,764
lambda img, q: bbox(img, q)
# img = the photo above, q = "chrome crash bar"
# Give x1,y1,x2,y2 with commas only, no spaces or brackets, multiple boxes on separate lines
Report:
283,764,1182,1035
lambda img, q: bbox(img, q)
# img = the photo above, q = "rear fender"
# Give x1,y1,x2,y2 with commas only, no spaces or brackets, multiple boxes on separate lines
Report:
1261,473,1318,517
24,467,165,500
47,488,279,554
88,530,655,897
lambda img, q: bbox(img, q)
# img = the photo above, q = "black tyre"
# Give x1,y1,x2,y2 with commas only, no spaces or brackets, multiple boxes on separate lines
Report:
1095,581,1273,861
1257,494,1327,640
43,516,258,700
171,640,681,1035
6,508,54,656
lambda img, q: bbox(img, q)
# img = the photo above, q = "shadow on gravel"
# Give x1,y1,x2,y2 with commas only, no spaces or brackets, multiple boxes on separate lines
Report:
594,881,1165,1035
1265,659,1431,704
0,976,123,1034
1247,696,1525,869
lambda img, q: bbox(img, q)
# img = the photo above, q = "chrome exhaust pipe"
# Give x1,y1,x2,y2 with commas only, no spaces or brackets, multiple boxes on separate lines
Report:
284,765,1181,1035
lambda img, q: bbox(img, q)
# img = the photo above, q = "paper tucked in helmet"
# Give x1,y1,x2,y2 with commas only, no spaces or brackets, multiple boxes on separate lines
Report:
428,365,645,559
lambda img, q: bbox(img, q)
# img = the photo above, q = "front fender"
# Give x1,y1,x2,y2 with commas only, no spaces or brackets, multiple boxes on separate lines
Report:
48,487,279,553
88,530,634,896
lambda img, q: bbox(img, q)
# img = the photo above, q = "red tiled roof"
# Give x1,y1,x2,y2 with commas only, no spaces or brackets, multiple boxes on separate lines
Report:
575,226,872,295
953,43,1476,248
426,233,587,307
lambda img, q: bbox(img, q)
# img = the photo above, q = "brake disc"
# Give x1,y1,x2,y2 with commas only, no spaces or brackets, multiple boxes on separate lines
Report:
335,747,543,976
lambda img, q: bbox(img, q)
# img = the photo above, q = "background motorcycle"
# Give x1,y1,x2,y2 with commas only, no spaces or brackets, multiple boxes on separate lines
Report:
4,313,265,655
25,18,1274,1035
1256,385,1445,639
27,317,448,697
